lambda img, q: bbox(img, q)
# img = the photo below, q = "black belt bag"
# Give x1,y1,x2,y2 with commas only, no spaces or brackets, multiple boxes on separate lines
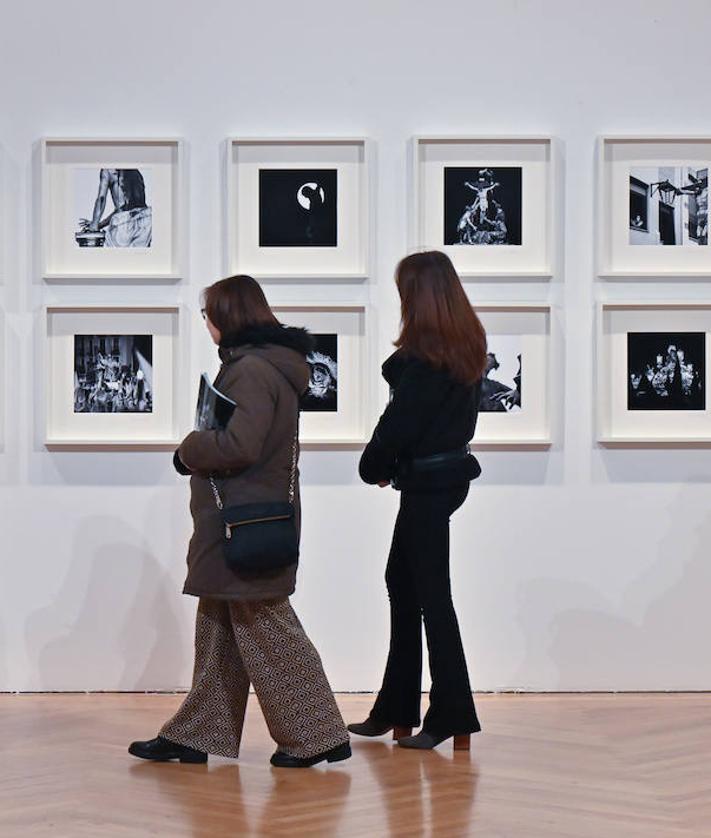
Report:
209,425,299,574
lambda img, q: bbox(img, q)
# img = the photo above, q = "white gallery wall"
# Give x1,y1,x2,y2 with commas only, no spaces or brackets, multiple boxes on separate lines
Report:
1,0,711,692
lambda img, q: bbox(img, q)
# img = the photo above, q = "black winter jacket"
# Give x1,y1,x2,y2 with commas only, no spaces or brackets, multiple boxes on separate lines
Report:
359,351,482,491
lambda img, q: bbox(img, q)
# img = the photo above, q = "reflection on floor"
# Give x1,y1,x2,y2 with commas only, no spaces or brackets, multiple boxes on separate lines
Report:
1,693,709,837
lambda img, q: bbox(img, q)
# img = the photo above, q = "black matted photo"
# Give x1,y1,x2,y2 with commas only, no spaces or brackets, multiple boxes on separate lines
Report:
444,167,522,246
480,335,522,412
259,169,338,247
629,166,708,246
627,332,705,411
74,334,153,413
302,334,338,412
74,168,153,248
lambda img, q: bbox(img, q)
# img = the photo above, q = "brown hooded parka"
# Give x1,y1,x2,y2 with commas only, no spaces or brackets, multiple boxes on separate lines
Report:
175,324,313,601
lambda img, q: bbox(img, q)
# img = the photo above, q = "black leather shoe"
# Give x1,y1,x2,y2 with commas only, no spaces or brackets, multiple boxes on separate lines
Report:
128,735,208,763
270,741,351,768
347,718,413,739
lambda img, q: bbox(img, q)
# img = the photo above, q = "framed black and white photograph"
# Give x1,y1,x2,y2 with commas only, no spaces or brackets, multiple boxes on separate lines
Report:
73,334,153,414
259,169,337,247
226,138,371,278
45,305,184,448
444,167,522,246
598,136,711,276
73,168,153,249
473,304,550,446
628,167,708,247
41,138,184,280
302,333,338,412
412,136,555,277
272,305,370,443
598,302,711,444
627,332,705,411
480,335,523,413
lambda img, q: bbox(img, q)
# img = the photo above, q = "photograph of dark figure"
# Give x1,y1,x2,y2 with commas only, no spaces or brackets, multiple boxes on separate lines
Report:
259,168,338,247
627,332,705,411
74,168,152,248
444,166,522,246
74,334,153,413
479,340,523,413
301,334,338,412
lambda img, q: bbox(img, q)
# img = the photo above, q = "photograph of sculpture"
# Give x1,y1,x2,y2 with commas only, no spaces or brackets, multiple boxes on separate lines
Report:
629,166,708,246
73,168,153,248
302,334,338,412
444,166,523,246
74,334,153,413
479,336,522,412
627,332,705,411
259,168,338,247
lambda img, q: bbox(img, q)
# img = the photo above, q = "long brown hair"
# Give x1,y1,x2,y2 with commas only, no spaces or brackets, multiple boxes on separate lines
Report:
394,251,487,385
202,274,279,337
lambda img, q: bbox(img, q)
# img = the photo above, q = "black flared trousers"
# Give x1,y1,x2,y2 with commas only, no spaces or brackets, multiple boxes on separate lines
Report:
371,484,481,736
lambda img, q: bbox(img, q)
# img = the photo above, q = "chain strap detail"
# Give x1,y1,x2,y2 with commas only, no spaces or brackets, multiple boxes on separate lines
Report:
209,476,224,511
288,420,298,505
209,412,300,511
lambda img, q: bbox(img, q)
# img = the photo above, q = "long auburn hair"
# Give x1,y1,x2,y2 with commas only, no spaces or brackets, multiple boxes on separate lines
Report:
202,274,279,338
394,251,487,385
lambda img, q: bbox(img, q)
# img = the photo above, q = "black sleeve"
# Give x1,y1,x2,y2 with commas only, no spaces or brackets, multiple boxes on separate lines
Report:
358,362,445,485
173,449,193,476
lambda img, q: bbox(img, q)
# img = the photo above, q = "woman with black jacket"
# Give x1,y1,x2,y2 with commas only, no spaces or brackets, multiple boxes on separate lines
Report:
349,251,486,751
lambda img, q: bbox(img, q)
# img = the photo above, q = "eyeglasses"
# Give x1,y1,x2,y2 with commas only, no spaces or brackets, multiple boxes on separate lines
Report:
200,308,207,321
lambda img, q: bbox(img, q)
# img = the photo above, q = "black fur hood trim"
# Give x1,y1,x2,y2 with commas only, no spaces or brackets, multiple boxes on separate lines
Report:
219,323,314,357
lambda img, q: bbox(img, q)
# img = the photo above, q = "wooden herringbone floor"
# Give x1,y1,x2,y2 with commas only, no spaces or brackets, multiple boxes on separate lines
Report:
0,693,709,837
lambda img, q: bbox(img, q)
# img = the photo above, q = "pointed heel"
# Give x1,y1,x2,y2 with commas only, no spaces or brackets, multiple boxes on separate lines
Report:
393,726,413,740
453,734,470,751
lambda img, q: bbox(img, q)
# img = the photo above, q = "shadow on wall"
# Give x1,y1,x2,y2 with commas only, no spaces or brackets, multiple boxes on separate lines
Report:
24,515,191,691
29,451,183,489
513,486,711,690
596,447,711,485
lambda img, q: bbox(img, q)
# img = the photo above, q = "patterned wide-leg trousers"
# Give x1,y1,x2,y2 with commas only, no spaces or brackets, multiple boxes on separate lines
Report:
159,597,349,759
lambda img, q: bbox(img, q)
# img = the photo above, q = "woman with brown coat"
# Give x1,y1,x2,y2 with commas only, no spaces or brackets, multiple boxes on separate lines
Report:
129,275,350,768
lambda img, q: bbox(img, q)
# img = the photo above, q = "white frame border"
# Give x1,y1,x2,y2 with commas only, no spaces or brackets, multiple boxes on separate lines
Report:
410,134,558,279
596,299,711,445
473,301,553,447
224,136,373,281
271,301,374,446
596,134,711,279
40,137,186,282
43,303,187,449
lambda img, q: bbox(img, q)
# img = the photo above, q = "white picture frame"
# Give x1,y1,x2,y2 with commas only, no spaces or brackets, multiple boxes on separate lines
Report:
411,135,556,278
225,137,372,280
272,303,372,444
597,135,711,277
597,300,711,445
40,138,185,281
473,303,552,446
44,304,185,448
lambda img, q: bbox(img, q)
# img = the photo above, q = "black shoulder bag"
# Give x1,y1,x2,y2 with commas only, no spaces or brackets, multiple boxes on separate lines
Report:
208,364,300,573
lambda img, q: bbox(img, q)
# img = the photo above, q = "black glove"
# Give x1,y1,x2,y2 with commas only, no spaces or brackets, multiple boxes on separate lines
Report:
173,449,193,476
